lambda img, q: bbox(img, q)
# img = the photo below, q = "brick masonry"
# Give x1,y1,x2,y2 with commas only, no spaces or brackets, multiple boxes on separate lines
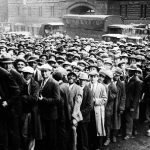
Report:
1,0,150,26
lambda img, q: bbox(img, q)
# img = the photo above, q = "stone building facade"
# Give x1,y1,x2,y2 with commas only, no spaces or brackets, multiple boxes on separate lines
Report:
8,0,66,24
6,0,150,34
7,0,150,25
0,0,8,22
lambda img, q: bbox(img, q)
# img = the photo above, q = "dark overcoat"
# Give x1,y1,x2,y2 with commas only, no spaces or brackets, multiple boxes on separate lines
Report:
113,79,126,129
125,75,143,118
21,78,42,140
0,67,20,150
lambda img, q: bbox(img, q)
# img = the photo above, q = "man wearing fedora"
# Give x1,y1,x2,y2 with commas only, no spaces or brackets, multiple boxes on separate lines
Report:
38,64,60,150
77,72,93,150
112,68,126,142
103,70,118,146
52,69,71,150
0,66,20,150
0,55,26,150
124,64,143,140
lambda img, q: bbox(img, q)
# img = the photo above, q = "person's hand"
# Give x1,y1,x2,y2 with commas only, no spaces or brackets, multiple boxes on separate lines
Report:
39,95,43,101
72,119,78,126
2,101,8,107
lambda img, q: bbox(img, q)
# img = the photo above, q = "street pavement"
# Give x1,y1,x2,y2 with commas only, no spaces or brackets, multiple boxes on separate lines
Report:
102,122,150,150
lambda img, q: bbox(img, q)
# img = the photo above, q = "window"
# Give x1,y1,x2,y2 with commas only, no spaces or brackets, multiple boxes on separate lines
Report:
17,6,20,16
28,7,31,16
39,6,42,16
141,4,144,18
141,4,147,18
50,6,54,17
120,4,127,18
144,4,147,18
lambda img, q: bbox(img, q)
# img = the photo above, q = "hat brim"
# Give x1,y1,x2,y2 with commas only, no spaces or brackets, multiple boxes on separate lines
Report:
1,61,13,63
28,60,37,63
67,72,77,78
79,77,89,81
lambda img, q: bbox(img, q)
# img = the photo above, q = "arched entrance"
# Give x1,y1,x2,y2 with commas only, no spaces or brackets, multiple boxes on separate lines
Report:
70,6,95,14
67,2,96,15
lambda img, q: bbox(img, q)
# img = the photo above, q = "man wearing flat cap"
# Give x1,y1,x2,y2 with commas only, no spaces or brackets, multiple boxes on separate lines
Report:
38,64,60,150
111,68,126,142
88,70,107,150
77,72,93,150
124,65,143,140
67,71,83,150
52,69,70,150
28,55,42,85
21,66,42,150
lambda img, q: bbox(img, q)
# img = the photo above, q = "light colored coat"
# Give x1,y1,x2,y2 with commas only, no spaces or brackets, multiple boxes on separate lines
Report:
89,82,107,136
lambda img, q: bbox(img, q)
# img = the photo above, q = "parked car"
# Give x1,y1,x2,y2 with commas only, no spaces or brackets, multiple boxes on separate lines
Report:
102,34,127,43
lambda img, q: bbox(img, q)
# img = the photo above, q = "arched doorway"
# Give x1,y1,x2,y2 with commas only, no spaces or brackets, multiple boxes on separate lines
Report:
67,2,96,15
70,6,95,15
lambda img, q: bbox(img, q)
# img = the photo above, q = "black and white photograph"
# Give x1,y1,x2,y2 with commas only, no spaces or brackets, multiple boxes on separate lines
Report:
0,0,150,150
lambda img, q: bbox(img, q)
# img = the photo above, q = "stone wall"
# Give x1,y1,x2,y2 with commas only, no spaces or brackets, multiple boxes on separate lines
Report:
7,0,150,26
0,0,8,22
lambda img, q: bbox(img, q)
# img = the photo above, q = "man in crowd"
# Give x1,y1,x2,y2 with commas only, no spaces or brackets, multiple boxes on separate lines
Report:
77,72,93,150
0,66,20,150
0,31,150,150
124,64,143,139
67,71,83,150
38,64,60,150
88,70,107,150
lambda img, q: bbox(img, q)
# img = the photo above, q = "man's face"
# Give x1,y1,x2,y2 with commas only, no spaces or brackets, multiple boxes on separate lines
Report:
99,74,105,83
90,75,98,83
41,70,51,79
41,56,47,62
80,79,87,87
128,70,135,77
130,59,136,64
3,63,13,71
113,74,120,81
68,74,76,84
104,63,112,70
120,63,126,69
0,48,6,55
23,72,33,81
89,67,97,72
122,57,128,63
28,61,37,70
97,60,103,67
17,61,26,72
8,50,14,56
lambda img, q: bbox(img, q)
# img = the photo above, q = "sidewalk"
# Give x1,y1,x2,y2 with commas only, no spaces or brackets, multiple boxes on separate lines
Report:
102,122,150,150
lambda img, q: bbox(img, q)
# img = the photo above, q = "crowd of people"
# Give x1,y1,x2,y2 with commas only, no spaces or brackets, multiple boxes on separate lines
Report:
0,32,150,150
